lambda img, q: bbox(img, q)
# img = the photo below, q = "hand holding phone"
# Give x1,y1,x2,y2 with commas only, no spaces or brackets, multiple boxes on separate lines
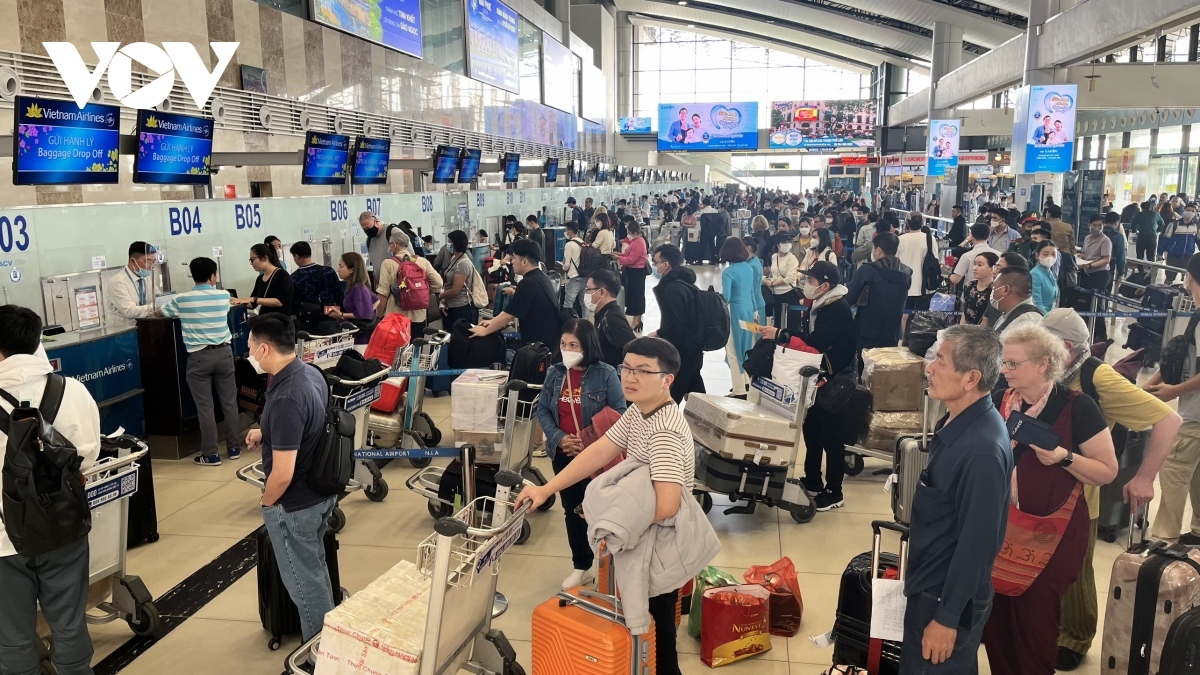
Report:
1006,411,1061,451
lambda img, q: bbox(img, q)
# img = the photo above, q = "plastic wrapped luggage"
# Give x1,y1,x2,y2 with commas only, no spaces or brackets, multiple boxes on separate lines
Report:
683,393,797,466
861,348,926,412
255,524,343,650
831,522,907,675
1101,515,1200,675
531,585,655,674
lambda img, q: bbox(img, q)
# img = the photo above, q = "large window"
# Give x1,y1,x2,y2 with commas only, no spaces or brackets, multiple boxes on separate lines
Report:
633,27,871,127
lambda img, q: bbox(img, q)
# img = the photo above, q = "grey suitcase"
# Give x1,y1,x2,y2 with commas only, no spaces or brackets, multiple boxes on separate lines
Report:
890,394,938,525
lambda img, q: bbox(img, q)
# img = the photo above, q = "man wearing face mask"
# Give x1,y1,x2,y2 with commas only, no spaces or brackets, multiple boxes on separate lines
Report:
587,270,638,368
1078,213,1114,338
987,207,1021,251
650,245,706,402
359,211,389,286
158,257,243,466
106,241,160,329
470,238,564,348
1161,203,1199,284
989,267,1044,335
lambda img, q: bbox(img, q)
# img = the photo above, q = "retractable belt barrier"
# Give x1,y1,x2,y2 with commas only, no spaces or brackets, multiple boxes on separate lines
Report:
389,369,470,378
354,447,463,460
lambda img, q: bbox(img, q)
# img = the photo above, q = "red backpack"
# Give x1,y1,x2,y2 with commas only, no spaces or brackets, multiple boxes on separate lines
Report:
390,256,430,311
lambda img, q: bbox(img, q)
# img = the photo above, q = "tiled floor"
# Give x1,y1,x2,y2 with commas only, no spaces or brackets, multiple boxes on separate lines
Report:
84,265,1192,674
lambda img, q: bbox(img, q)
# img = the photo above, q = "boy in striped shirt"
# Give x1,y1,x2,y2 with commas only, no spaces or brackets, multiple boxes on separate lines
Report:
159,257,243,466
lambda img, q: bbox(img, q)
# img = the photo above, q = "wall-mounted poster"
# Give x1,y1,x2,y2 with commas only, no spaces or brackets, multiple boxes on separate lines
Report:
658,102,759,151
465,0,520,93
1012,84,1077,173
926,119,960,178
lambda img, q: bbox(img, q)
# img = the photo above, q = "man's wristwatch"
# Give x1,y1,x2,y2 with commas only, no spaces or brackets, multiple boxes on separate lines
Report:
1059,447,1074,468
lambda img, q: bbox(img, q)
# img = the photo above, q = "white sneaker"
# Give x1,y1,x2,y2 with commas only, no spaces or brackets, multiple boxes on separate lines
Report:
561,568,595,590
532,443,548,458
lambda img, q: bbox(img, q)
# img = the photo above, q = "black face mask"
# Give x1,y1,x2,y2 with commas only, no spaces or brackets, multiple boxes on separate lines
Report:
365,226,380,237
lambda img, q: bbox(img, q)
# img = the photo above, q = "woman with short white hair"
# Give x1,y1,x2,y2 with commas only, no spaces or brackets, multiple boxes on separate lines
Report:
982,324,1118,675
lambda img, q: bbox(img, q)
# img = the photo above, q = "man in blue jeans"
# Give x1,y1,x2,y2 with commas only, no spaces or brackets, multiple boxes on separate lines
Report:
243,314,336,641
901,325,1012,673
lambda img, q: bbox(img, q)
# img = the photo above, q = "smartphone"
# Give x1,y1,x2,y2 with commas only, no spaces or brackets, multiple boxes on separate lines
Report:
1006,411,1062,450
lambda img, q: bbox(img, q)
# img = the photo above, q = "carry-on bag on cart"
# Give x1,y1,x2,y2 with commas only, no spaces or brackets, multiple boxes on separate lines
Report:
448,319,506,370
255,524,343,651
428,335,455,395
1138,284,1184,334
509,342,553,403
532,576,656,673
363,313,411,365
1101,513,1200,675
98,435,158,546
1126,322,1164,367
1161,605,1200,674
830,521,908,675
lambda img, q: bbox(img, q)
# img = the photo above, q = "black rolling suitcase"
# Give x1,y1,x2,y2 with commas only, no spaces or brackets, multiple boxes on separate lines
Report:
1162,606,1200,674
1126,322,1164,368
99,435,159,546
255,524,342,650
831,521,908,675
1139,284,1184,334
1097,429,1149,543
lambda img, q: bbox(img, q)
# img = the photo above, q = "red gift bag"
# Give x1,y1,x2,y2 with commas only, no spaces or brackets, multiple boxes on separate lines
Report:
700,585,772,667
744,557,804,637
363,313,411,366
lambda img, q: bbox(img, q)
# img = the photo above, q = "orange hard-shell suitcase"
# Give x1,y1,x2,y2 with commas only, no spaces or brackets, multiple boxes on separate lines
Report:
597,550,681,627
531,585,656,674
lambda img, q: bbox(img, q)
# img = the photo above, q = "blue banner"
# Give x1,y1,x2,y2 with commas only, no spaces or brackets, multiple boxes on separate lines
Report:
926,119,960,178
658,102,759,151
351,136,390,185
302,131,350,186
619,117,652,134
133,110,213,185
313,0,423,58
466,0,520,93
14,96,120,185
1022,85,1077,173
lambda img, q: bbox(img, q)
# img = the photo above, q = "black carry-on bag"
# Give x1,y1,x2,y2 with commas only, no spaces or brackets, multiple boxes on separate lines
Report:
831,521,909,675
255,524,343,650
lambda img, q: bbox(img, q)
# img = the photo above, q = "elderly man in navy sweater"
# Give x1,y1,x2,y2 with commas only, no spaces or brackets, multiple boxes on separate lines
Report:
901,324,1013,673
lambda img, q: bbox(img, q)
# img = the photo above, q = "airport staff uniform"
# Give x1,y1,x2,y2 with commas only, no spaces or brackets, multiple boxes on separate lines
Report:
105,266,156,329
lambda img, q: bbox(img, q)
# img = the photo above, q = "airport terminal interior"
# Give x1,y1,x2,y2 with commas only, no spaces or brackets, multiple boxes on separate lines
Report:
1,0,1200,673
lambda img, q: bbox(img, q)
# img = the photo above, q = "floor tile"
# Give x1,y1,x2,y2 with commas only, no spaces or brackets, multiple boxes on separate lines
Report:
156,481,270,538
149,478,226,521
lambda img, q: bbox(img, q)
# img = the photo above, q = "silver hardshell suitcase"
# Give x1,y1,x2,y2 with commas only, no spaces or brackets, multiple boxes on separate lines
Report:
891,394,940,525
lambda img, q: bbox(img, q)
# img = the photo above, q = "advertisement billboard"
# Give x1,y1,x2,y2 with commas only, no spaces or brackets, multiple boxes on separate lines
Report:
619,117,652,133
465,0,520,94
484,100,576,148
311,0,423,58
926,119,960,178
657,102,759,152
541,32,575,114
1013,84,1077,173
768,100,875,150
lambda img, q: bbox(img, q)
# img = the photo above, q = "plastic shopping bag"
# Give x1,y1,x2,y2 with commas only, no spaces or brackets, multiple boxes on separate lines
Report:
363,313,412,366
688,566,739,639
772,345,823,398
744,557,804,637
700,585,772,667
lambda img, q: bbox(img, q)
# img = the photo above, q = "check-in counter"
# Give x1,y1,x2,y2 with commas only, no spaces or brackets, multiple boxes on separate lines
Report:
42,326,145,437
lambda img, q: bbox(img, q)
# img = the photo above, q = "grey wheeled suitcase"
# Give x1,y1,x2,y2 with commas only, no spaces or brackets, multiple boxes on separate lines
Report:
890,394,936,525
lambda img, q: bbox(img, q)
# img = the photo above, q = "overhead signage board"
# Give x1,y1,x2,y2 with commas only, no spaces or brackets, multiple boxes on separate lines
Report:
465,0,520,93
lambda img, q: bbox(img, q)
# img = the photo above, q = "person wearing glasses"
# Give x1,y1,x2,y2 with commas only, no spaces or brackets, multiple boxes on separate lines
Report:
533,319,626,591
587,270,637,368
518,337,707,675
232,243,293,316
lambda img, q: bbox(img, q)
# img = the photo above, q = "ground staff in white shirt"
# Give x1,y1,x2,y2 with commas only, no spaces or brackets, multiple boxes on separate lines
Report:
105,241,159,329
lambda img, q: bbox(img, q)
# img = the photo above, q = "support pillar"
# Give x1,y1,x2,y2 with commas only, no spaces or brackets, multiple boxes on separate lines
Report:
549,0,570,51
1015,0,1060,212
617,12,633,120
925,22,964,212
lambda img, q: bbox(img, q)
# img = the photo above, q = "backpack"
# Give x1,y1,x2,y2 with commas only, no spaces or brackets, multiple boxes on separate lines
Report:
698,285,731,351
0,374,92,558
448,319,507,369
390,256,430,311
510,342,554,386
922,230,942,293
305,365,356,497
1058,251,1079,290
577,245,608,278
1159,312,1200,386
467,265,490,309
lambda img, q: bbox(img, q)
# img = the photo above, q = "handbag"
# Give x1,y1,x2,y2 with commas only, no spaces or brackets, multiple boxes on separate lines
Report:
991,480,1083,596
815,355,858,415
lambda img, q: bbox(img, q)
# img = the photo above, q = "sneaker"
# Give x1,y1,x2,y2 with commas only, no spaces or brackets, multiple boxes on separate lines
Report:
1180,532,1200,546
814,490,844,512
1056,647,1085,671
193,454,222,467
801,477,824,495
227,446,242,461
532,443,547,458
561,568,595,590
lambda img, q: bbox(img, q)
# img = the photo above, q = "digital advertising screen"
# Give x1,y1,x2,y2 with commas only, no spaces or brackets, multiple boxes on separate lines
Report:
132,110,213,185
1015,84,1077,174
926,119,960,178
311,0,423,58
351,136,391,185
544,158,558,182
619,117,652,134
502,152,520,182
657,102,759,151
301,131,351,185
431,145,461,184
768,100,876,150
465,0,520,94
541,32,575,113
457,147,482,182
13,96,120,185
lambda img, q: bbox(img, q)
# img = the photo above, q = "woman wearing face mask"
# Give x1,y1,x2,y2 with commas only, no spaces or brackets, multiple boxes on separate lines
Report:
795,218,813,251
264,235,287,272
533,319,627,590
765,237,800,327
616,221,649,331
233,243,293,316
801,227,838,272
960,251,999,325
1031,242,1060,315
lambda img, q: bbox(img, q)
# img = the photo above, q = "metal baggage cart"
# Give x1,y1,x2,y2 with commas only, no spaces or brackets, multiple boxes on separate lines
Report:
236,365,391,534
283,448,531,675
296,324,357,369
692,368,820,524
406,379,553,530
365,328,451,468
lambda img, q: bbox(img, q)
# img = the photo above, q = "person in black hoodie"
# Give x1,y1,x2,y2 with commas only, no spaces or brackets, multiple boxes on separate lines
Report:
650,244,706,402
847,231,912,366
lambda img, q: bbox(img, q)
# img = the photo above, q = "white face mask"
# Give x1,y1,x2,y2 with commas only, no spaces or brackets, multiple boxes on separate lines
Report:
778,243,792,254
802,282,823,300
561,350,584,369
798,227,811,236
1038,256,1055,268
1186,211,1197,222
248,345,266,375
583,293,599,312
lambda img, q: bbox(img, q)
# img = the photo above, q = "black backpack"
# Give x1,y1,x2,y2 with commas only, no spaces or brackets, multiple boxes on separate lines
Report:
0,374,92,558
577,245,609,278
699,285,731,352
305,365,356,497
922,230,942,293
448,319,506,370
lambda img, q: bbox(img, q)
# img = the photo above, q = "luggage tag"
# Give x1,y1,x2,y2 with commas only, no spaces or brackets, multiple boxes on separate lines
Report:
869,579,906,642
753,444,766,464
883,473,897,495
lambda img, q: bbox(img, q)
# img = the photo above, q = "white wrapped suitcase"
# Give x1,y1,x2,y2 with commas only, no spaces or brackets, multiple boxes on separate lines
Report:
683,393,796,466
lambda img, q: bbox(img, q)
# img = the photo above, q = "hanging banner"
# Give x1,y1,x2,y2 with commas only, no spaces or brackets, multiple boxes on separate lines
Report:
1012,84,1078,174
926,119,960,178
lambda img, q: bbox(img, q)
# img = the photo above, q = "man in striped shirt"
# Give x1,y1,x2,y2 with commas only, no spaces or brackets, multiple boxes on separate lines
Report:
159,257,243,467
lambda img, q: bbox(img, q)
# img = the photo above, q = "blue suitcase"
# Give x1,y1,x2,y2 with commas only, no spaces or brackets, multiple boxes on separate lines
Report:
428,338,454,396
1138,284,1184,334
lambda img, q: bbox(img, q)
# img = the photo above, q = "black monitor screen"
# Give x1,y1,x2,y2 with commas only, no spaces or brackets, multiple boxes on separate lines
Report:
432,145,461,184
503,152,520,182
545,158,559,182
457,148,482,182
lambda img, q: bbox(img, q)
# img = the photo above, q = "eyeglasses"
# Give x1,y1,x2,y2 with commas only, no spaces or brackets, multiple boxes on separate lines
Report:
619,364,667,379
248,257,260,263
999,359,1032,371
584,286,600,294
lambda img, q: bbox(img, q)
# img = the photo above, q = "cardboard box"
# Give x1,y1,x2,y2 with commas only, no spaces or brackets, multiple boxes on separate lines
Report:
862,348,926,412
454,430,506,464
450,369,508,432
864,411,923,452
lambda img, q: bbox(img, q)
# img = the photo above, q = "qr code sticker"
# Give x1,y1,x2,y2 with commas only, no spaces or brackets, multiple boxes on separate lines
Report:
120,472,136,495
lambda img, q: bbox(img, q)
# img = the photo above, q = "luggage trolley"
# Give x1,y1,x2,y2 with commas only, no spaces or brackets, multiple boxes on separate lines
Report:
406,379,553,533
283,449,531,675
691,367,820,524
366,328,451,467
296,324,358,368
237,363,392,533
